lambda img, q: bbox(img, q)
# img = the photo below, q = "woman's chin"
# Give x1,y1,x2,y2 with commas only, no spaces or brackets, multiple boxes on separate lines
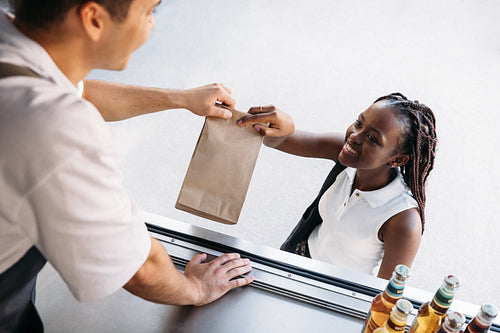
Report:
338,152,354,167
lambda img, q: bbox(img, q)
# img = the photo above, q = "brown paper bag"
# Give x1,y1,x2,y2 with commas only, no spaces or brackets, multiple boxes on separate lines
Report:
175,109,264,224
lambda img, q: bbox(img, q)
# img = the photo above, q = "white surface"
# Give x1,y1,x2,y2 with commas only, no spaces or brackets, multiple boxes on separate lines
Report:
87,0,497,306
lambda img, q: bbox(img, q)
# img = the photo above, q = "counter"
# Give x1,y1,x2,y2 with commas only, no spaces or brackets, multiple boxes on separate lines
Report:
36,212,500,332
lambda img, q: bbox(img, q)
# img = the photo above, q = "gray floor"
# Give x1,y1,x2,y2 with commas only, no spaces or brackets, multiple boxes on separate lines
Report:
94,0,499,305
9,0,499,314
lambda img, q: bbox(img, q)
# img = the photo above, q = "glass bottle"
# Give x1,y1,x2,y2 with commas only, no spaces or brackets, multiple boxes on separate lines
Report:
463,303,498,333
435,311,465,333
410,274,460,333
373,299,413,333
361,264,411,333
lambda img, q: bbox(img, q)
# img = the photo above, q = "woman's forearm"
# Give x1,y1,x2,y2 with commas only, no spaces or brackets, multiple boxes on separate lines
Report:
268,130,344,160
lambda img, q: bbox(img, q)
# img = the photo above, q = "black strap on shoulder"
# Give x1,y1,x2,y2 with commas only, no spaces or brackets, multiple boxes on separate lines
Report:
280,162,347,253
0,62,41,79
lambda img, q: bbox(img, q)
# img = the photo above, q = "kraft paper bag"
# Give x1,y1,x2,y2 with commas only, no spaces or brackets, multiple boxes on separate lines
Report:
175,109,264,224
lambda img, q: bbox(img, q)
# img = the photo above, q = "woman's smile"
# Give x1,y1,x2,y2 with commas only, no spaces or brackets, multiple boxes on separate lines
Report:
343,142,360,157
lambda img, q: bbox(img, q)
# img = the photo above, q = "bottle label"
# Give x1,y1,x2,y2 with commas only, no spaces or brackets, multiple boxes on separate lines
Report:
433,288,453,309
386,280,404,298
465,318,489,333
387,318,405,331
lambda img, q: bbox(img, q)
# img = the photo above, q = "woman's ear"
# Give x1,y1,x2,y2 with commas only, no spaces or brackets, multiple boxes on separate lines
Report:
78,2,107,41
390,154,410,168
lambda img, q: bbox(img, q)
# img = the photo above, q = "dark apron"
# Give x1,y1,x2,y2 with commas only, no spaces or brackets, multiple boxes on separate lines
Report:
280,161,346,253
0,62,47,333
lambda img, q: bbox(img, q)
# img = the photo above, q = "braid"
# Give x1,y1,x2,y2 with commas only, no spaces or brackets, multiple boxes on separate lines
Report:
374,93,437,233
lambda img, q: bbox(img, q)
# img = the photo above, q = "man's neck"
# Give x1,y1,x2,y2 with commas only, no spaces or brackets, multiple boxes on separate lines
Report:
13,20,90,87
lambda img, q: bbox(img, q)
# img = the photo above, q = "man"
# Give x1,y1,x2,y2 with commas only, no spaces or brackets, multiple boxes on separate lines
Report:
0,0,253,331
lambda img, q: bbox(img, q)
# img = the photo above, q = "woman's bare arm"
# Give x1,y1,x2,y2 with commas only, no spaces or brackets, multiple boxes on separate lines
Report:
237,105,345,161
376,208,422,279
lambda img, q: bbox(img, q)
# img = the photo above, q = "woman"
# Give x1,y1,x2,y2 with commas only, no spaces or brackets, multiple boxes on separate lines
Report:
237,93,437,279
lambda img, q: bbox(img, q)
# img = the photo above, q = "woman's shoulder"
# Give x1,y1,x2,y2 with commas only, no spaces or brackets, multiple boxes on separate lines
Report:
381,207,422,241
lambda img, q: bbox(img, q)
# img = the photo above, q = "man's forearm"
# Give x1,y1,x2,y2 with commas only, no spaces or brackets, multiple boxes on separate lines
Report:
124,237,198,305
124,237,253,306
82,80,187,121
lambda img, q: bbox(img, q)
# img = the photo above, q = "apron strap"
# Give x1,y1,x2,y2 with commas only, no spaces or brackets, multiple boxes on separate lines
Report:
0,247,46,333
0,62,41,79
0,61,46,332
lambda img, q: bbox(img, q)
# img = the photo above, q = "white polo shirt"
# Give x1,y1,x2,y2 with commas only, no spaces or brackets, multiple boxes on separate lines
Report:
308,167,418,276
0,12,151,302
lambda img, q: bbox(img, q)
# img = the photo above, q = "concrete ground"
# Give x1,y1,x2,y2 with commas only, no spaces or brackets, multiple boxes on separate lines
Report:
95,0,500,306
5,0,498,312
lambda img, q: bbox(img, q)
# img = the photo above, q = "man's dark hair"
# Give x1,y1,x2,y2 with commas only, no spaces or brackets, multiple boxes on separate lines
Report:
14,0,135,28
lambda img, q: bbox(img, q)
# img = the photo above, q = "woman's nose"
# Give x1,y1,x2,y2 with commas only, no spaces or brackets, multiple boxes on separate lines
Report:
349,131,362,144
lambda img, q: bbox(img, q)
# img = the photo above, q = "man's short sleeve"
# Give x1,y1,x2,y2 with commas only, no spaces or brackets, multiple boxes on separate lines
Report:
17,137,151,302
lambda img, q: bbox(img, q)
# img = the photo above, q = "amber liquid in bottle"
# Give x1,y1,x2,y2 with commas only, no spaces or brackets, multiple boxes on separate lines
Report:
463,304,498,333
373,299,413,333
410,275,460,333
361,265,410,333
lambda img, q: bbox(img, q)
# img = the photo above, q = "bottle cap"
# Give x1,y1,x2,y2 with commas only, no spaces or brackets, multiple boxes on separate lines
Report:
394,264,410,281
444,311,466,329
444,275,460,290
395,299,413,315
480,304,498,320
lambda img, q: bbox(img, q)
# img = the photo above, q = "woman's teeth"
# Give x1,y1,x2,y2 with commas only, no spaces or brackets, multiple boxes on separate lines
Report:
345,143,359,156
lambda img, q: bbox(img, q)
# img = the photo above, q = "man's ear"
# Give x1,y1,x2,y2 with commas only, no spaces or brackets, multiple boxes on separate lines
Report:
78,2,107,41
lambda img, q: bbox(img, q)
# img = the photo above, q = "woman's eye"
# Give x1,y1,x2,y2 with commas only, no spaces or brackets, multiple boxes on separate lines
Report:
367,134,378,144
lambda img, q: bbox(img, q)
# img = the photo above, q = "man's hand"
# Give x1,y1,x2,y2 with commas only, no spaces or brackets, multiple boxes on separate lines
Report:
184,253,254,306
124,238,253,306
182,83,236,119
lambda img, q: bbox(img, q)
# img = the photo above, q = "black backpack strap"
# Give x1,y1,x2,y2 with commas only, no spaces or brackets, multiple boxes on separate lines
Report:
0,62,41,79
280,162,347,253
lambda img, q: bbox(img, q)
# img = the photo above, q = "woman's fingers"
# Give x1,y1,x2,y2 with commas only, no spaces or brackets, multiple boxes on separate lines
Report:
237,111,276,126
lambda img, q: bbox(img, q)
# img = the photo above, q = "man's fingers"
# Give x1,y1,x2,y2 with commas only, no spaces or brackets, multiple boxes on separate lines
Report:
226,264,252,280
212,105,232,119
211,253,241,266
228,275,254,289
219,83,232,95
190,253,207,265
215,83,235,109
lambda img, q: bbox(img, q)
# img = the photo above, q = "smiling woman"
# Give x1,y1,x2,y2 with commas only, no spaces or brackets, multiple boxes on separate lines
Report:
237,93,437,280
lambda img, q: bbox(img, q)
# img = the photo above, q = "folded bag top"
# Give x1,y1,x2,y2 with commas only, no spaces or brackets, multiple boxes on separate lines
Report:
175,108,264,224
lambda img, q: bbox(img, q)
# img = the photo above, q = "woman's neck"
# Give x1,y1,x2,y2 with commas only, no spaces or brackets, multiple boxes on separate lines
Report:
351,167,397,194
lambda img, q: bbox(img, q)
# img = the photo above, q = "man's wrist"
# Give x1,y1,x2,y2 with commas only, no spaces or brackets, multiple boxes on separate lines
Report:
167,89,189,110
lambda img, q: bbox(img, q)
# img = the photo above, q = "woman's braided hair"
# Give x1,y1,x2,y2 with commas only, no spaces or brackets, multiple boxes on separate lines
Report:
374,93,437,232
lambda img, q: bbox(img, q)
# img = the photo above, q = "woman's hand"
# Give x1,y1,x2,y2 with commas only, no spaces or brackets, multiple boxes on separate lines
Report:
236,105,295,137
